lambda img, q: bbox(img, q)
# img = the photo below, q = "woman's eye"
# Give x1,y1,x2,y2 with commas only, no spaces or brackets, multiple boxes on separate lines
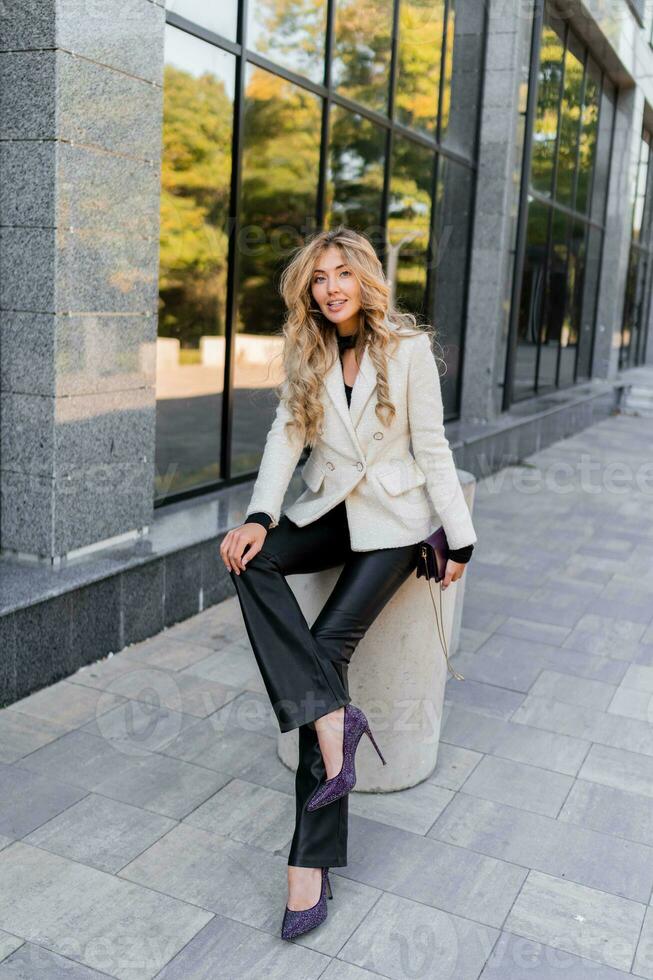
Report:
340,270,350,277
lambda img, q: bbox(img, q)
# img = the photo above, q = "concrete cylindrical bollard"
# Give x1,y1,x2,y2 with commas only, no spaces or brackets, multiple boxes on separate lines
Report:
277,470,476,792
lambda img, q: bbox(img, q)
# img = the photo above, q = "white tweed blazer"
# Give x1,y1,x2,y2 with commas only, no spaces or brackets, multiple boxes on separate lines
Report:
245,319,477,552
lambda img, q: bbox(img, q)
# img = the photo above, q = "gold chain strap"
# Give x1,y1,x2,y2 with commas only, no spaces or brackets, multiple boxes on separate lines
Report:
423,548,465,681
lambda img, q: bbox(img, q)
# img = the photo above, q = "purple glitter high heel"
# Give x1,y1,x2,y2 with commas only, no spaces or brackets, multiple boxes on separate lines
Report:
306,703,386,812
281,867,333,941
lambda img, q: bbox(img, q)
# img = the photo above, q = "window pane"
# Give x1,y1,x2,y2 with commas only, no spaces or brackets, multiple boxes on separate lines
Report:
439,0,484,157
156,27,235,499
575,59,600,215
576,224,602,380
166,0,237,40
333,0,394,114
590,81,615,224
514,199,549,402
387,139,435,315
531,16,565,198
395,0,445,136
558,220,586,386
539,208,568,390
429,156,473,417
619,245,642,368
326,105,386,249
555,36,584,208
231,66,322,477
247,0,327,84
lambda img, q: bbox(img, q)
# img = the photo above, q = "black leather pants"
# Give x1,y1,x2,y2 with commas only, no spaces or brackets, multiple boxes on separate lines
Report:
229,499,421,868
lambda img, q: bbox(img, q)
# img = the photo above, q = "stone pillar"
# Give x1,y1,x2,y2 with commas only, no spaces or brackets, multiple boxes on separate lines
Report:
0,0,165,564
278,472,477,791
593,86,642,379
461,0,535,423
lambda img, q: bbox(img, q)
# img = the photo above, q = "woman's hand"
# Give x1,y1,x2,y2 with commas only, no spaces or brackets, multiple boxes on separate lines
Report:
441,559,467,590
220,522,267,575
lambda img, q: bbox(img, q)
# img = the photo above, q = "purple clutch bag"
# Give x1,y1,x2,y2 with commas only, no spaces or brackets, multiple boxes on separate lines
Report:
416,525,449,583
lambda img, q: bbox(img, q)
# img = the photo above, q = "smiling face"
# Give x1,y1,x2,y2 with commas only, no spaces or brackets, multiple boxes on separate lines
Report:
310,245,363,331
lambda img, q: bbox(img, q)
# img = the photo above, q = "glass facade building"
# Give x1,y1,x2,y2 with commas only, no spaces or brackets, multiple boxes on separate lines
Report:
5,0,653,695
156,0,486,503
505,4,617,404
153,0,653,513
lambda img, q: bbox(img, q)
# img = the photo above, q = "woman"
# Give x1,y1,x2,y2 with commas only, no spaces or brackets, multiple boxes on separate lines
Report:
219,226,477,941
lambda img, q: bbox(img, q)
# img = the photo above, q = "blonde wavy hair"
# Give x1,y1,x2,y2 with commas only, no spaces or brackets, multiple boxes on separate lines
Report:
274,226,442,448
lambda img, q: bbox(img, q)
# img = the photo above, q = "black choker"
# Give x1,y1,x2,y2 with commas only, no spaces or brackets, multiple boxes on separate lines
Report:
336,332,357,351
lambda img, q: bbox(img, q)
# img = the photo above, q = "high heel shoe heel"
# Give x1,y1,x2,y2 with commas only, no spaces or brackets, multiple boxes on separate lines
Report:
306,703,386,812
281,867,331,941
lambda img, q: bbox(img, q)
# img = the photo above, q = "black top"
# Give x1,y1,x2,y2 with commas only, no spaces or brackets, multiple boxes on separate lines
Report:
246,344,474,563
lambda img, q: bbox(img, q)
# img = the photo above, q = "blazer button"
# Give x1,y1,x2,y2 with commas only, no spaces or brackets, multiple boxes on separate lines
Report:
356,462,363,471
326,461,335,470
373,431,383,440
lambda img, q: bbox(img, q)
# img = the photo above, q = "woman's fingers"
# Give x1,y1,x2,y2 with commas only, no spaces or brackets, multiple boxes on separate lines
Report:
441,560,466,589
228,529,249,574
220,529,246,574
220,526,266,574
241,539,262,568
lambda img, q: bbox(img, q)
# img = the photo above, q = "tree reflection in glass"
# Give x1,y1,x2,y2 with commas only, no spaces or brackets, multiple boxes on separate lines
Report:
531,20,564,198
231,65,322,476
394,0,445,136
247,0,327,84
156,27,235,499
326,105,386,249
387,139,434,315
333,0,394,115
556,38,583,208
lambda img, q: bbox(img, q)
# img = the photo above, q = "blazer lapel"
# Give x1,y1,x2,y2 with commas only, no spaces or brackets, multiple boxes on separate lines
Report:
349,341,376,429
323,340,377,456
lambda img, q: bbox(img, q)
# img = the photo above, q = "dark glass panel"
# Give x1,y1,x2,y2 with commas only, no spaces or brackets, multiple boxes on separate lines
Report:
619,245,641,369
326,105,386,249
247,0,327,84
531,16,565,198
231,66,322,476
332,0,394,114
156,27,235,499
388,139,435,315
167,0,237,40
555,35,584,208
575,58,600,214
395,0,445,136
440,0,485,157
429,156,473,417
558,220,586,386
514,199,549,401
620,246,652,370
539,208,568,390
576,224,602,380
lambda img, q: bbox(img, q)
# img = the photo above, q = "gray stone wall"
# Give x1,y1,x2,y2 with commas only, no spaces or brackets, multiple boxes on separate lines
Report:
0,0,166,563
461,0,535,424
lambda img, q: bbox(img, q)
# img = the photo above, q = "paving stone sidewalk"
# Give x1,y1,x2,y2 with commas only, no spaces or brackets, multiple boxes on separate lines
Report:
1,408,653,979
